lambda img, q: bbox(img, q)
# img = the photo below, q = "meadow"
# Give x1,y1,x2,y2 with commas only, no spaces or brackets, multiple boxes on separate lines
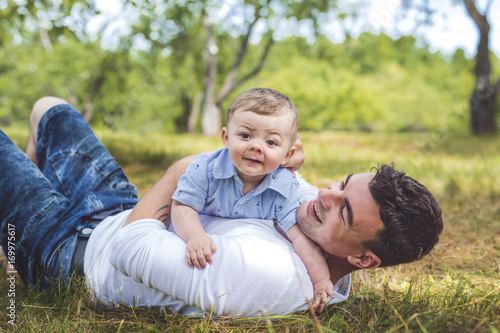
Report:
1,128,499,332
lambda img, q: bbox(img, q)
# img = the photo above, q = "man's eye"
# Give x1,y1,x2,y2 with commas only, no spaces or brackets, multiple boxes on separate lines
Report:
340,181,345,190
240,133,250,139
340,205,345,222
266,140,277,146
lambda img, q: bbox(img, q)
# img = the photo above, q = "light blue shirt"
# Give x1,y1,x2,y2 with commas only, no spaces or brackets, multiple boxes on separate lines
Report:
172,148,303,232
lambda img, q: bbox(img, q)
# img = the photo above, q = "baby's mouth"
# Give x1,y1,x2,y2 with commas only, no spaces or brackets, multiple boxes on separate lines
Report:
243,158,263,164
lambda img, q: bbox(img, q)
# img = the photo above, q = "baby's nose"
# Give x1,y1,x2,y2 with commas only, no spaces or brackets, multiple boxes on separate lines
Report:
249,140,263,152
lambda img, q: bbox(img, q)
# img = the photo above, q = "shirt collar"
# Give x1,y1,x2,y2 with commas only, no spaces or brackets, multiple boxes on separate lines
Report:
212,148,295,198
261,167,295,198
213,148,238,179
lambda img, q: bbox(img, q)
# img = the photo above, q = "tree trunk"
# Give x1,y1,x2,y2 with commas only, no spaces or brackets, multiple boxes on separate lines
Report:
83,99,94,123
463,0,498,135
38,23,53,52
201,14,220,136
187,91,203,133
199,4,274,135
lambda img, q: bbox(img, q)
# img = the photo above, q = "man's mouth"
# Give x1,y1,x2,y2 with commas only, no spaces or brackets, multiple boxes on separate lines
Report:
309,199,322,224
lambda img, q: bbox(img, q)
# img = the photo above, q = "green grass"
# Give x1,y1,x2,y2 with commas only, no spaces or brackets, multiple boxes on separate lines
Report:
1,129,500,332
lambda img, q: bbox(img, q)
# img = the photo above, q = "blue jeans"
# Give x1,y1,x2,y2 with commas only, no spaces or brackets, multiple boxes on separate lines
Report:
0,104,138,288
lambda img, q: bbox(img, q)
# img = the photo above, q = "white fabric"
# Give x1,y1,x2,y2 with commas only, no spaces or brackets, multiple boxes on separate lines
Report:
84,173,351,317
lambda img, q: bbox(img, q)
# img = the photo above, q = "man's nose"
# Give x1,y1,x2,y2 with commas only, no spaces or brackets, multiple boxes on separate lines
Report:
318,187,343,210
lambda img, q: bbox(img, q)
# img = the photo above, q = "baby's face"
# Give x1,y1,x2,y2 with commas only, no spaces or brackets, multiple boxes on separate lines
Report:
221,109,296,180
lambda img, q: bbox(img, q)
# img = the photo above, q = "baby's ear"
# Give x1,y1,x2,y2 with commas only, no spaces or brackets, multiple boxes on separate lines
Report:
280,145,296,166
221,127,229,148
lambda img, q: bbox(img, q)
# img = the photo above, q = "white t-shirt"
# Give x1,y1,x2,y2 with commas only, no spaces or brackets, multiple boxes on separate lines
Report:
84,173,351,317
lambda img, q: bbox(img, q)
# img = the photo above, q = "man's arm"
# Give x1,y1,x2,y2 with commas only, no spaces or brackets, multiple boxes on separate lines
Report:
124,154,199,227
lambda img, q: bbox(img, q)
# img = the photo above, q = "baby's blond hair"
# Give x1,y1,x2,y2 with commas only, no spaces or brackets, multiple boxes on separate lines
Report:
226,88,299,144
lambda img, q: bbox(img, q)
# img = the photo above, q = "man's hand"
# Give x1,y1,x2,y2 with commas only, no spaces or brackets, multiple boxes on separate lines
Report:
312,278,335,314
281,134,304,173
186,233,217,269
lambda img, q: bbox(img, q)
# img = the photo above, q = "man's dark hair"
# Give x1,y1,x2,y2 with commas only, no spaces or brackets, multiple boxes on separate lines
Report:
365,164,443,267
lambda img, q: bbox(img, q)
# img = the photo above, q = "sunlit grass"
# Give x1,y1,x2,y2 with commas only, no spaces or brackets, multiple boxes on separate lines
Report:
1,128,499,332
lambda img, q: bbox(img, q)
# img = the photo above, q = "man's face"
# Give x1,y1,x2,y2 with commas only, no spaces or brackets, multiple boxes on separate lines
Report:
296,173,384,259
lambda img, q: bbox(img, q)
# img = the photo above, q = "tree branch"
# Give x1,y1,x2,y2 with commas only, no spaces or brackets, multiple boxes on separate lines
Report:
236,37,274,87
216,6,263,105
463,0,491,77
216,36,274,106
462,0,489,31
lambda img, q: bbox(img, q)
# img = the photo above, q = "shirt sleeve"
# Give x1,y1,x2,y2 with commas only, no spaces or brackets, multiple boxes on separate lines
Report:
172,153,210,211
275,178,302,232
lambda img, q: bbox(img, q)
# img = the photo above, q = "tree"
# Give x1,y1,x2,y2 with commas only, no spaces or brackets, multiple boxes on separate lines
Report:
0,0,135,124
128,0,349,135
463,0,499,134
399,0,499,135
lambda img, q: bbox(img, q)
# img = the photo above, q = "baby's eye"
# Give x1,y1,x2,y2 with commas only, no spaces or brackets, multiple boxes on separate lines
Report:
266,140,277,146
240,133,250,139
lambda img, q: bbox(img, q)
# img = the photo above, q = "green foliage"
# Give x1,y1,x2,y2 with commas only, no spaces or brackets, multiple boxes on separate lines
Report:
250,33,476,133
0,1,497,134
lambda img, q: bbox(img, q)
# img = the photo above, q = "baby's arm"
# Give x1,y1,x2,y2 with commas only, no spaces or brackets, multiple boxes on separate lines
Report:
171,200,216,269
286,224,334,313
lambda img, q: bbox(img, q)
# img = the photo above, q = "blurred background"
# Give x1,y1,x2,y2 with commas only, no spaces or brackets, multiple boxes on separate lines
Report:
0,0,498,136
1,3,500,331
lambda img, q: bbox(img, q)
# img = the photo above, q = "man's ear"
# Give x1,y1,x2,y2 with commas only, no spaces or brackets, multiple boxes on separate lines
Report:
221,127,229,148
347,252,381,270
280,145,296,166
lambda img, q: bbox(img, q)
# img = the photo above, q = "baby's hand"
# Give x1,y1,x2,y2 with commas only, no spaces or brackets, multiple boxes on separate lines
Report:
312,279,335,314
185,233,217,269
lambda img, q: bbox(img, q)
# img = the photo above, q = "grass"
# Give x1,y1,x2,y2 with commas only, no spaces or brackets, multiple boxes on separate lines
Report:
1,129,500,332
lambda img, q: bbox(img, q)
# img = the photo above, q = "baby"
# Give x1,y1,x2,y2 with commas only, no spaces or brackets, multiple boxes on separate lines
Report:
171,87,334,310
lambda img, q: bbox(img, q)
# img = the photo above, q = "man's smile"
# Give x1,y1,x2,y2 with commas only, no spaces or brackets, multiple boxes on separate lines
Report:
309,199,323,224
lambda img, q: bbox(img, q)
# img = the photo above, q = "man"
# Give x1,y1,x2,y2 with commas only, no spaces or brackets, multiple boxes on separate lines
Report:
0,97,443,317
